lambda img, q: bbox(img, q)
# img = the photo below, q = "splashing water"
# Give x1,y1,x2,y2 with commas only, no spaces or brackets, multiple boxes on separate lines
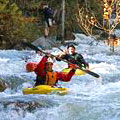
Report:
0,34,120,120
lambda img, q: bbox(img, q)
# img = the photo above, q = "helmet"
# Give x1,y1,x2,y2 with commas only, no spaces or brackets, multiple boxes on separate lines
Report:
46,57,54,64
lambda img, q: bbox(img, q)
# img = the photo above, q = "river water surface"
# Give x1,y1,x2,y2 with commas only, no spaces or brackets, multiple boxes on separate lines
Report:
0,34,120,120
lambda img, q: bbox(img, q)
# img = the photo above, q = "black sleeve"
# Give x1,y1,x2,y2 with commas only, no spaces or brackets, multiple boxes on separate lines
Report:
64,54,71,61
56,54,71,61
75,54,88,68
56,56,61,61
71,68,76,72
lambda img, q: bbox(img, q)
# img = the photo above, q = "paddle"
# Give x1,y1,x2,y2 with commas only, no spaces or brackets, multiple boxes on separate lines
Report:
22,41,40,52
22,41,100,78
47,40,100,78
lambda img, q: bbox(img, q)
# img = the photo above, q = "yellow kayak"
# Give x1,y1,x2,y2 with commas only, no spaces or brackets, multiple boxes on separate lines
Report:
62,68,85,76
22,85,69,95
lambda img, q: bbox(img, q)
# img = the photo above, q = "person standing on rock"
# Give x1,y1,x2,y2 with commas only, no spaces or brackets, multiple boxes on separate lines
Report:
41,3,55,38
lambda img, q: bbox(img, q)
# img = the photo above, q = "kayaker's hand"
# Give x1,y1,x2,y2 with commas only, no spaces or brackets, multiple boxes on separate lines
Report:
86,66,89,70
58,49,68,58
46,52,51,57
86,63,89,70
36,51,41,55
71,68,76,72
81,63,89,70
36,51,43,56
70,64,80,70
45,53,55,60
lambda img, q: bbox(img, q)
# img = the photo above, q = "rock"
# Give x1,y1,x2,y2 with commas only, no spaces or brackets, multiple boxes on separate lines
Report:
32,36,61,49
0,80,8,92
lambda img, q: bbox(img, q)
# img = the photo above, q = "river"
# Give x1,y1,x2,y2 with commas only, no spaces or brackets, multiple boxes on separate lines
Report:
0,34,120,120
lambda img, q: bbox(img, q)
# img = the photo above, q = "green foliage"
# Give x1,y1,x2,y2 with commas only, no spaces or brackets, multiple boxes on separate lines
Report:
0,0,39,49
0,0,103,49
0,0,8,12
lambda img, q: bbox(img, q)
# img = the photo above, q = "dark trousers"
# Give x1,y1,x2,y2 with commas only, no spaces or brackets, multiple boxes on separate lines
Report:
34,76,45,86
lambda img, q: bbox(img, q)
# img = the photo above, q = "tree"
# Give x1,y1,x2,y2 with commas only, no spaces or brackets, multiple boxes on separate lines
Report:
76,0,120,52
0,0,39,49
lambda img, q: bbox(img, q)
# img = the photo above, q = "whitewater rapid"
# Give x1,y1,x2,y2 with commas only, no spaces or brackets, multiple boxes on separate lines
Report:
0,34,120,120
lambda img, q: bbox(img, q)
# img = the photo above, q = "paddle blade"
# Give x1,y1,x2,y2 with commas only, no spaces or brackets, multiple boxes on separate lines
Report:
83,69,100,78
22,41,40,51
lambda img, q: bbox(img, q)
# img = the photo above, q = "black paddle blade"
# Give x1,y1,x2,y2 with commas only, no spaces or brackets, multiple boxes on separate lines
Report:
83,69,100,78
22,41,40,51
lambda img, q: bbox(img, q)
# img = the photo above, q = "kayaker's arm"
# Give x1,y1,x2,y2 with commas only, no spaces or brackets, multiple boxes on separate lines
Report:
57,68,76,82
34,56,48,75
75,54,89,69
56,49,70,61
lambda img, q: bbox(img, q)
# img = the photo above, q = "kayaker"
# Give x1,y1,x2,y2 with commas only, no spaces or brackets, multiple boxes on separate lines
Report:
57,44,89,69
34,54,76,87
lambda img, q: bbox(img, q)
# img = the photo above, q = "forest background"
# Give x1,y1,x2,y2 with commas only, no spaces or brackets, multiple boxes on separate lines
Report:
0,0,110,49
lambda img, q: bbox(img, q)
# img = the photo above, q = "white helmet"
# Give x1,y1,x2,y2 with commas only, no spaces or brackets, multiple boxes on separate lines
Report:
46,57,54,64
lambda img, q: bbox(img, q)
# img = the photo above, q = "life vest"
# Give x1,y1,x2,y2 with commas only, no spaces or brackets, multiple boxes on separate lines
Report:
45,71,57,86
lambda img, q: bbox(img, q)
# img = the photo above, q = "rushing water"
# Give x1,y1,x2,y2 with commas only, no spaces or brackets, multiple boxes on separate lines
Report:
0,34,120,120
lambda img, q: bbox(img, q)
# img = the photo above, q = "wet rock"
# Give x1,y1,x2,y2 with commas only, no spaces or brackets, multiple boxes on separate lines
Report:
0,80,8,92
3,101,40,112
0,96,58,112
32,36,61,50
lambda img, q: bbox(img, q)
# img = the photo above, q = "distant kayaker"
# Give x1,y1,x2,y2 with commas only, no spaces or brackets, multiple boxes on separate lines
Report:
34,54,76,87
57,44,89,70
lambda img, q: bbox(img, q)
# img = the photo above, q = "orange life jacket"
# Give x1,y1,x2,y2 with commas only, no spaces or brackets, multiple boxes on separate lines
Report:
45,71,57,86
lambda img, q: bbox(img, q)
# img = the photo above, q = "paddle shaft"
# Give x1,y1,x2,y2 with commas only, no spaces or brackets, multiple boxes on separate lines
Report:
22,41,100,78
